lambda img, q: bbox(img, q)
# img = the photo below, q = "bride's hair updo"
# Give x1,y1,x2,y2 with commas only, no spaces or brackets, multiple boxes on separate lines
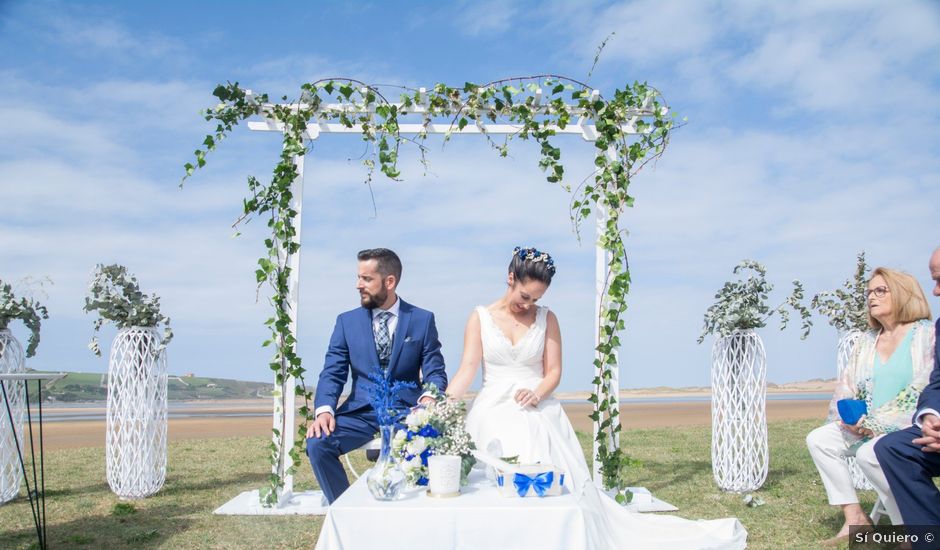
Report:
509,246,556,286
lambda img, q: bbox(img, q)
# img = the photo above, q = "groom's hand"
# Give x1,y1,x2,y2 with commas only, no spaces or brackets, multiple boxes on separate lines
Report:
307,412,336,439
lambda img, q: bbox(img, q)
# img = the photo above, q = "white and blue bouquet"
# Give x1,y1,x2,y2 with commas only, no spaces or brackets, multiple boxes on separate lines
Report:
392,385,476,487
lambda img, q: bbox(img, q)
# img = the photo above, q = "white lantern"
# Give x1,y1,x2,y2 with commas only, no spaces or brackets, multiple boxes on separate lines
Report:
710,330,768,492
0,329,25,503
106,327,168,499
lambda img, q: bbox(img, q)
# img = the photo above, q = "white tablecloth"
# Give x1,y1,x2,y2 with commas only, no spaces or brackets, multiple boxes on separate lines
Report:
314,470,589,550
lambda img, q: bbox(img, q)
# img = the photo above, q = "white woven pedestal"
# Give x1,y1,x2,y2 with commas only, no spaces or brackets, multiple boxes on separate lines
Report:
0,329,25,503
106,327,168,499
836,330,873,490
710,330,768,492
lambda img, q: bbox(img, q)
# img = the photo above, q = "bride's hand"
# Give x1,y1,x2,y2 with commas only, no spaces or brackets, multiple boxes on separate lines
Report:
515,388,541,408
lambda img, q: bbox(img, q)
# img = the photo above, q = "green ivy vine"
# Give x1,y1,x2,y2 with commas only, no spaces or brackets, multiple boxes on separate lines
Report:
182,75,674,505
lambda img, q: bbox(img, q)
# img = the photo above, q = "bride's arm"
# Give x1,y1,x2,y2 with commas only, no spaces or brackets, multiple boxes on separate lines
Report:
530,310,562,404
445,310,483,400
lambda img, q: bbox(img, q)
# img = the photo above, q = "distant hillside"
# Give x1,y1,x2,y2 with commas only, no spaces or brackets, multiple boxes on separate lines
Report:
25,371,273,402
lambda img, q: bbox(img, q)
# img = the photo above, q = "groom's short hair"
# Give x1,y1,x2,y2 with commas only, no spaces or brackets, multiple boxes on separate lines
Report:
358,248,402,285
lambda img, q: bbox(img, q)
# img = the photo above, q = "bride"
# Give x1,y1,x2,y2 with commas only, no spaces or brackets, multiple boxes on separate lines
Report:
445,246,747,549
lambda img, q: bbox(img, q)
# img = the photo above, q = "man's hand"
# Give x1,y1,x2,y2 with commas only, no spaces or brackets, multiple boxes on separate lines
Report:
913,413,940,453
306,412,335,439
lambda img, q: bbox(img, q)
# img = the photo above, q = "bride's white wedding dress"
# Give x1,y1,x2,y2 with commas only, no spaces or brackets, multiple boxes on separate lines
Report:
465,306,747,549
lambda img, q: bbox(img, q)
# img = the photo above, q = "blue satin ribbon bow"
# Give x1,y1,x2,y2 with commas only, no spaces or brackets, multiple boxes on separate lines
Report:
513,471,554,497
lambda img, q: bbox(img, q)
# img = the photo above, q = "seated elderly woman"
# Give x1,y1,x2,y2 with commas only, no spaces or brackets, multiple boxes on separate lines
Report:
806,267,935,545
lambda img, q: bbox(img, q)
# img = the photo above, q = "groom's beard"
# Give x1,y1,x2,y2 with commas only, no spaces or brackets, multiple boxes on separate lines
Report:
360,287,387,309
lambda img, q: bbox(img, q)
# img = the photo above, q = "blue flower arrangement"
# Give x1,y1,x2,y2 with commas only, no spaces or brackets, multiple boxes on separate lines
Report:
365,366,417,426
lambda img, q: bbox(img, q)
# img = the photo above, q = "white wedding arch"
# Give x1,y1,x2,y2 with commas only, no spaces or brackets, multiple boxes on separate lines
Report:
189,78,672,513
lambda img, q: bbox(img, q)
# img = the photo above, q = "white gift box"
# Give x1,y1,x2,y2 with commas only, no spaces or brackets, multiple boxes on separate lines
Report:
495,464,565,498
471,450,565,498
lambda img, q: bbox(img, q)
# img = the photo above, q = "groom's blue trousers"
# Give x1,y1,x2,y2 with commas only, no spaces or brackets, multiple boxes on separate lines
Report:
306,411,379,503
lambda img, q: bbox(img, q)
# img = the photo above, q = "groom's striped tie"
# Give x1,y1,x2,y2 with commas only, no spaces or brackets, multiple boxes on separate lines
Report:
374,310,392,367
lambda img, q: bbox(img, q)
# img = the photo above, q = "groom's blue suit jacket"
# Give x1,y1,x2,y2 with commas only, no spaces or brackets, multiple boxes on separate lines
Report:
314,299,447,416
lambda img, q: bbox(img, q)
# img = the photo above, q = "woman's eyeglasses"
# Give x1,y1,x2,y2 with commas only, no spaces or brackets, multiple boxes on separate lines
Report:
866,286,889,299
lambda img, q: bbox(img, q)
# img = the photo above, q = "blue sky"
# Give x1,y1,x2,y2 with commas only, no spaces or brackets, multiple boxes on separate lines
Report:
1,0,938,392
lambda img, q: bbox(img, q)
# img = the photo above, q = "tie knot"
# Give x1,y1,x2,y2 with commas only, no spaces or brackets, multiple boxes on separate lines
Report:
376,311,392,323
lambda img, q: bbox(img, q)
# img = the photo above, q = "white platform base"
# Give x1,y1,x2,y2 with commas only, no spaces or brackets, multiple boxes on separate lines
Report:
214,489,329,516
605,487,679,513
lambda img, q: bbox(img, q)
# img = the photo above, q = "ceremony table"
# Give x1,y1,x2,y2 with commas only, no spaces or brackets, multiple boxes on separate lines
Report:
1,372,66,550
315,469,591,550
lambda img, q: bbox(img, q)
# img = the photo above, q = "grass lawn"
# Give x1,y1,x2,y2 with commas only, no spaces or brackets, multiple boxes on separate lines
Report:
0,419,888,549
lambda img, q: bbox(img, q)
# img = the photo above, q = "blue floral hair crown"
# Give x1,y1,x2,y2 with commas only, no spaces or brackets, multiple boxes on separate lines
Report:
513,246,556,274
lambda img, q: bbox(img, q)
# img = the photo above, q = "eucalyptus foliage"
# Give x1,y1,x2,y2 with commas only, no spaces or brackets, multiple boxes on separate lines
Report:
0,278,49,357
698,260,812,344
83,264,173,357
183,75,674,504
810,252,870,333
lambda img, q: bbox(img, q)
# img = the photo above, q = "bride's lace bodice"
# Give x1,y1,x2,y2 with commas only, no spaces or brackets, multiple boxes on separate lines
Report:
475,305,547,388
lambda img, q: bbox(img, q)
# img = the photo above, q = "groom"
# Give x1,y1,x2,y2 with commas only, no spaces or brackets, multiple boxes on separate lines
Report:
306,248,447,503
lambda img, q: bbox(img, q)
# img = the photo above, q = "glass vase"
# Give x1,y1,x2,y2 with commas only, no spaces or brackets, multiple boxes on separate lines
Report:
366,424,405,501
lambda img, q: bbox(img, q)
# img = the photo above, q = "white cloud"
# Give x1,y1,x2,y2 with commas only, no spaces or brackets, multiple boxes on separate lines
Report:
562,0,940,116
455,0,520,36
587,0,720,63
0,105,127,161
43,11,185,60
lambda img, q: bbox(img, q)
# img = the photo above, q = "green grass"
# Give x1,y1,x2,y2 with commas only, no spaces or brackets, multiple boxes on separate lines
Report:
0,419,889,549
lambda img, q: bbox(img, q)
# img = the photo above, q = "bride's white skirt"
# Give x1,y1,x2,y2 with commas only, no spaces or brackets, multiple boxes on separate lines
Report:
466,382,747,549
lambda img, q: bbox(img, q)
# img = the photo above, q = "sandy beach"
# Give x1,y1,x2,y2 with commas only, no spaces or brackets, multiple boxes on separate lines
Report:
35,397,829,451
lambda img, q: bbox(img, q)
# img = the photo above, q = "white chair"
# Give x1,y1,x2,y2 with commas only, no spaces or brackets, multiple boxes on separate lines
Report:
344,437,382,479
870,497,887,524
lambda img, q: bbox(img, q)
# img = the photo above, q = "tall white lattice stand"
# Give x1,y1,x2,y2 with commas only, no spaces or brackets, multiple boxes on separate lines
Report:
0,329,25,503
106,327,168,499
710,330,768,492
837,330,872,490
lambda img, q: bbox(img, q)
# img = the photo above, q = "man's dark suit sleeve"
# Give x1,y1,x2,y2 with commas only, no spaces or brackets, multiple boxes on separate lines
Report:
420,313,448,393
315,315,350,411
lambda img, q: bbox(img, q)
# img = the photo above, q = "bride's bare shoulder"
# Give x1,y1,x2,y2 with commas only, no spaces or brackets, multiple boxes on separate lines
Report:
466,307,486,326
544,308,560,326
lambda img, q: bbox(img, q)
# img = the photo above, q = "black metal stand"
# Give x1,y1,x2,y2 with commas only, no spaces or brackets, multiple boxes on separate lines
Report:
2,378,49,550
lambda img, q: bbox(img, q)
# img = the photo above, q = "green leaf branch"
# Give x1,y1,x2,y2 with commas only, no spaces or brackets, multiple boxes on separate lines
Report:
83,264,173,357
698,259,812,344
810,251,870,333
0,278,50,357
